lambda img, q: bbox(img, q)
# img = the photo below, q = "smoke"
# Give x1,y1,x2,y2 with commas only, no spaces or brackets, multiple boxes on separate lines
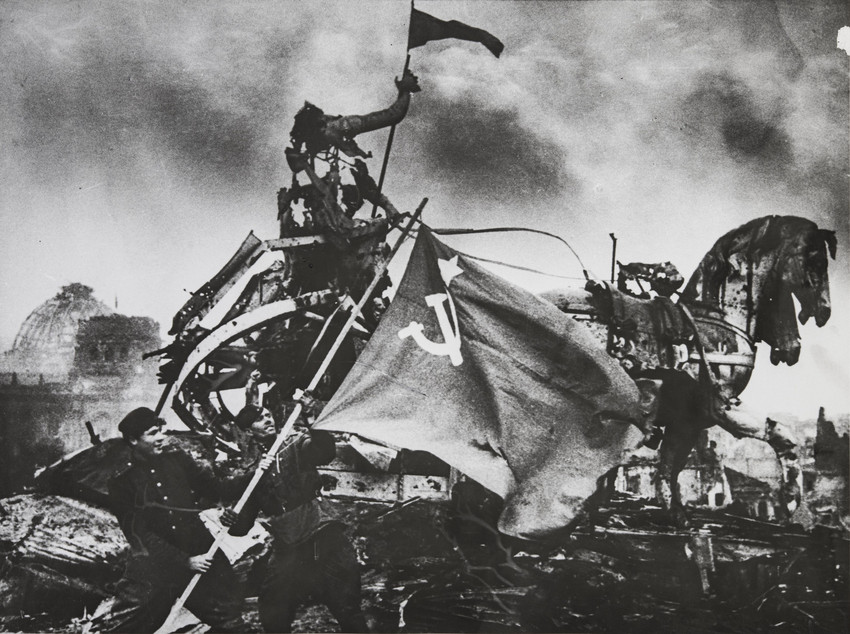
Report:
412,93,578,204
4,3,304,195
682,72,792,169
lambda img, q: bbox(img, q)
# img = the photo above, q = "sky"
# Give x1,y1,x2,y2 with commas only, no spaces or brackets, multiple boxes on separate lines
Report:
1,0,848,418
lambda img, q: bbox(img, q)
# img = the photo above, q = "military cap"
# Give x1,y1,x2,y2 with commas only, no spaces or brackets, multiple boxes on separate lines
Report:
234,404,262,430
118,407,161,439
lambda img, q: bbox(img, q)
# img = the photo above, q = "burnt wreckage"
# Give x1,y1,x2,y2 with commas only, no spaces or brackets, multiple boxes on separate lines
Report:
2,66,848,633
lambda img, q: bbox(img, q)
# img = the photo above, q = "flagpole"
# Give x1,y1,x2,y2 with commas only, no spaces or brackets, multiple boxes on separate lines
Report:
155,199,428,634
372,1,415,218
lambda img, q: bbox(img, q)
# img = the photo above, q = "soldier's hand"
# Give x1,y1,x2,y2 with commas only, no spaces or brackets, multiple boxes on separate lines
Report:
220,508,238,527
297,390,324,417
187,554,214,573
259,454,275,471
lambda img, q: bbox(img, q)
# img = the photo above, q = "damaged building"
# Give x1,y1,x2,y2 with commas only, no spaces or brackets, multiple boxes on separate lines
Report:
808,407,850,524
0,283,161,496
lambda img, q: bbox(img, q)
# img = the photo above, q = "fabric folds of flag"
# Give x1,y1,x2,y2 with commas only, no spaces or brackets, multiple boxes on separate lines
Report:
314,228,644,539
407,8,504,58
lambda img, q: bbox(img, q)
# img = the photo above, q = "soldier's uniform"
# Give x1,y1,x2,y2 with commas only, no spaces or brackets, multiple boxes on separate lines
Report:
234,430,367,633
98,449,249,633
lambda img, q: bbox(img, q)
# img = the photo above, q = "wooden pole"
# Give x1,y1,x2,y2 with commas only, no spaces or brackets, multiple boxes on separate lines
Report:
155,200,427,634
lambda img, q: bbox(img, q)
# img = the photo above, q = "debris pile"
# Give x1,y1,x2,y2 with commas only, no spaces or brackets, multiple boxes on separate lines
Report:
0,495,126,632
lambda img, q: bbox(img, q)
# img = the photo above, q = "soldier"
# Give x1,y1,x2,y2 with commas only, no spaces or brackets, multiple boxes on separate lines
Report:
94,407,254,633
231,404,368,633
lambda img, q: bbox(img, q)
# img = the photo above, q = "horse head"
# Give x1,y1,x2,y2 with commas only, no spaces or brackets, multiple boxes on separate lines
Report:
682,216,836,366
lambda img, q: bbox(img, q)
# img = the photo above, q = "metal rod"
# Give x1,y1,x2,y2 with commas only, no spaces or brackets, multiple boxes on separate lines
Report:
153,380,174,416
609,232,617,284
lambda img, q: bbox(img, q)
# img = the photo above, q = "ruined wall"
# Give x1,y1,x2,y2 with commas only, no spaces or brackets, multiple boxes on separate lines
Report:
72,315,160,377
811,409,850,521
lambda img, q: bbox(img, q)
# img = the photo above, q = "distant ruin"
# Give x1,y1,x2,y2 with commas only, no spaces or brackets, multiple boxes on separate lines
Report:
0,284,161,496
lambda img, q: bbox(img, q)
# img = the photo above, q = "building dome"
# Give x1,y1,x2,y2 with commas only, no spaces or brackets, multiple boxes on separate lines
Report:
12,283,113,355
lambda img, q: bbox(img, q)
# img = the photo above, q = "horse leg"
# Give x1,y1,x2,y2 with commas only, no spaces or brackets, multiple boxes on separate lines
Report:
656,420,703,527
714,405,803,519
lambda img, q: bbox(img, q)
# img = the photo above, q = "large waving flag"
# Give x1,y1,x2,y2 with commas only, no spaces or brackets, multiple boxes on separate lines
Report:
408,7,504,58
314,228,644,539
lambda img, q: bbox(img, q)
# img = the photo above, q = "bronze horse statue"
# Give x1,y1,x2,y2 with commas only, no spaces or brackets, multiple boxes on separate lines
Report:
542,215,837,523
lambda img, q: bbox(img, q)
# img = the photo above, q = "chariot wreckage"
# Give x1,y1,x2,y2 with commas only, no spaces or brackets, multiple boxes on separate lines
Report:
3,21,848,634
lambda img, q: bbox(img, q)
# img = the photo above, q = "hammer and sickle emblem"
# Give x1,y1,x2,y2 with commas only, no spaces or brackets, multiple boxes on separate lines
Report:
398,293,463,366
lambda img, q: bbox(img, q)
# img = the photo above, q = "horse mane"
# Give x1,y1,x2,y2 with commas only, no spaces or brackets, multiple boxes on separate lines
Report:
681,215,835,365
682,216,828,299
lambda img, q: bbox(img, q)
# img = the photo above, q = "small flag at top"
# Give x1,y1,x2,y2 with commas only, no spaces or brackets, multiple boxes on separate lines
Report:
408,7,504,58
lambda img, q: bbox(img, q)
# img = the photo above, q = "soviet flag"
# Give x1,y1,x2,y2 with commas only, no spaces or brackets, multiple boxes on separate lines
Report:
314,227,644,539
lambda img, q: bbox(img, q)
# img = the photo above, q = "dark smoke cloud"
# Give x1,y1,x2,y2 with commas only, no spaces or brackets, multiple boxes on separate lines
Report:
411,94,578,203
18,63,271,190
681,72,793,172
145,79,267,186
668,63,849,243
5,3,310,196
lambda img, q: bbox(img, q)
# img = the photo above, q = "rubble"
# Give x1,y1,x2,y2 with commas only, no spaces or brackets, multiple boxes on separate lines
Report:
0,495,126,631
2,482,847,633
